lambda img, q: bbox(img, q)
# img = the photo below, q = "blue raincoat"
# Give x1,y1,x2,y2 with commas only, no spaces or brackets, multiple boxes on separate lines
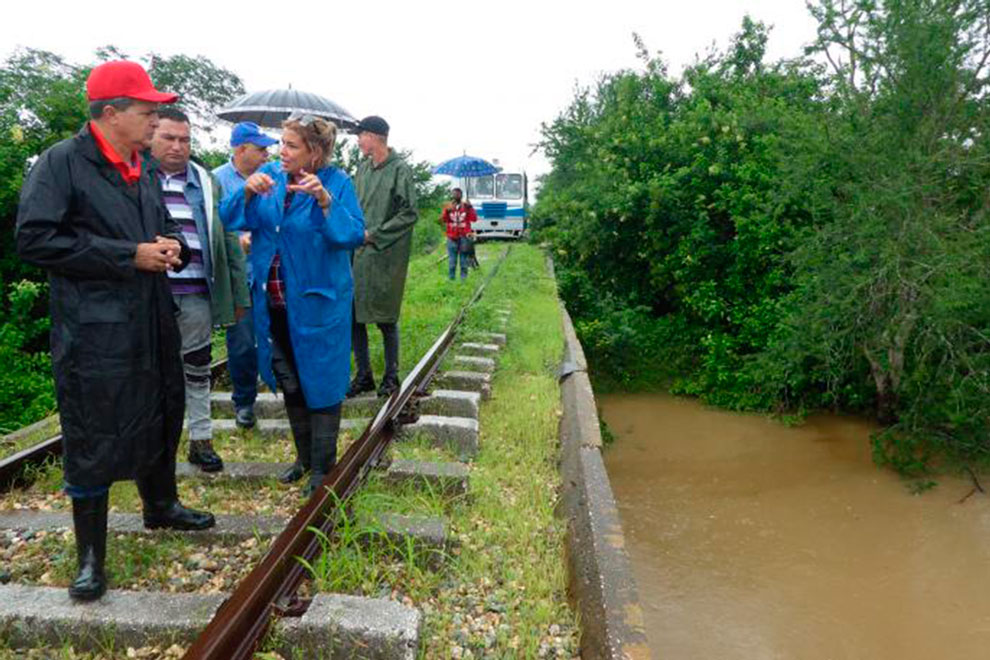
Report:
219,162,365,409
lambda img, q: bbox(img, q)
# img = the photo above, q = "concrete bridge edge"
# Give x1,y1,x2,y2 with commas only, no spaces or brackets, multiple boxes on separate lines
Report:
550,255,653,660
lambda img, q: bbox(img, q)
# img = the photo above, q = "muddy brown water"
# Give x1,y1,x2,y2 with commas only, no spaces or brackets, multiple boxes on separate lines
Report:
600,392,990,660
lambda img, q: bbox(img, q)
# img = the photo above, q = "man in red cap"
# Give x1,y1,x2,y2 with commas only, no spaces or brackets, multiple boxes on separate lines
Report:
16,60,216,603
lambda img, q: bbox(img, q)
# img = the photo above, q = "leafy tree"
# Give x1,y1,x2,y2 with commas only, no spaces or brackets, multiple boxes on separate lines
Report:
535,20,823,399
769,0,990,470
0,48,87,310
146,53,245,132
535,2,990,474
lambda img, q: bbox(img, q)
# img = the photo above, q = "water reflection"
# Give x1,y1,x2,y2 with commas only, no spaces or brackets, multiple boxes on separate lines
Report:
601,392,990,660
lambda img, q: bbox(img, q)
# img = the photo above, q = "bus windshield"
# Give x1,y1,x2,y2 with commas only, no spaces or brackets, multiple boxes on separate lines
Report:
467,176,494,198
496,174,523,200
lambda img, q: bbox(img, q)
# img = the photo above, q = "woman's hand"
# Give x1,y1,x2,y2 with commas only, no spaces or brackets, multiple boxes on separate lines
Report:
288,169,332,209
244,172,275,201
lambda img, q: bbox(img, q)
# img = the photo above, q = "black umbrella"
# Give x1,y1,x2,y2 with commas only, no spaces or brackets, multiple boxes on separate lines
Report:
216,88,358,130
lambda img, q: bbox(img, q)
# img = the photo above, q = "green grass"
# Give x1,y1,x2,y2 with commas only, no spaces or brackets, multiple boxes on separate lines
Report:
304,243,579,658
2,241,578,658
419,244,576,658
391,431,461,464
301,474,457,599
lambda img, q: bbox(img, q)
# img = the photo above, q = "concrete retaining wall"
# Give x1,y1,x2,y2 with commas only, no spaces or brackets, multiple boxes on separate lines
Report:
556,278,651,659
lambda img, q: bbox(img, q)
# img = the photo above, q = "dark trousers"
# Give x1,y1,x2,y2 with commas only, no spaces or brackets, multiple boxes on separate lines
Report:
269,304,340,484
269,304,308,409
225,309,258,410
352,318,399,382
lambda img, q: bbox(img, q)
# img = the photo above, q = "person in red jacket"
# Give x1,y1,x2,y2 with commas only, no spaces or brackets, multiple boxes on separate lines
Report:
440,187,477,280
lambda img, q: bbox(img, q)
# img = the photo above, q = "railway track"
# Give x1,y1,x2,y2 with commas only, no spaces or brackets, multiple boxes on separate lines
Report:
0,247,510,658
0,357,232,493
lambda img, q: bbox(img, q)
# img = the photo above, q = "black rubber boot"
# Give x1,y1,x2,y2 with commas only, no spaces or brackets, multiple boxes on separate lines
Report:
279,404,312,484
306,405,341,497
68,493,108,602
346,373,376,398
137,464,215,531
378,324,400,398
377,373,400,399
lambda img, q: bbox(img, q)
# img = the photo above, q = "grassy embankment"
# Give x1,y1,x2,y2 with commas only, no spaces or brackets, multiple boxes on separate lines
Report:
0,241,578,659
277,244,579,659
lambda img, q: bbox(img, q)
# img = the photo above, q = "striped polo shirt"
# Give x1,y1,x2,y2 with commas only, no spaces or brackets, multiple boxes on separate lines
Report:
160,170,209,296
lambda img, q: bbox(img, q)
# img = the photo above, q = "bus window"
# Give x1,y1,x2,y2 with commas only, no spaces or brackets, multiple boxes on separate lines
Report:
468,175,494,198
496,173,523,200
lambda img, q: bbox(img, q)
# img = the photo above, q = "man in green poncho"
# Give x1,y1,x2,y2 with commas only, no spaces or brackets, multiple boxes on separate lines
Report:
349,115,419,398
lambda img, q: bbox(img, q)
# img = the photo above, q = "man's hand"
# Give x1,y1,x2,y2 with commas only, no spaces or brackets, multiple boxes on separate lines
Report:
234,306,247,322
135,240,182,272
363,230,374,245
239,232,251,255
155,235,181,255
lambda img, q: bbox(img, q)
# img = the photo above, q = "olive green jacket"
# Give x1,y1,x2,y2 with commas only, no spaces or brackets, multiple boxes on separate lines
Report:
352,149,419,324
189,161,250,327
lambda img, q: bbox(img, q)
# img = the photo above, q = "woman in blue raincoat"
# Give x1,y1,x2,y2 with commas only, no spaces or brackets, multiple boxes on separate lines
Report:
220,113,365,495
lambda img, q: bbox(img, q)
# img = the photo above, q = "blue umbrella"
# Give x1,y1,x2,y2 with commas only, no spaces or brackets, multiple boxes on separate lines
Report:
432,155,501,178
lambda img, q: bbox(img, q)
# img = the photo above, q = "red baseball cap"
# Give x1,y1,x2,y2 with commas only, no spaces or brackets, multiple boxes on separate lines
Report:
86,60,179,104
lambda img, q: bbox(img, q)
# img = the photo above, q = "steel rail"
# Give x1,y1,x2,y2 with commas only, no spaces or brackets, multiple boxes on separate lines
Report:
183,246,510,659
0,357,230,493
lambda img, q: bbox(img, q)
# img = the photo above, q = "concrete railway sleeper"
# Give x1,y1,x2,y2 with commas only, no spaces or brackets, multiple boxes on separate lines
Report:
0,248,513,658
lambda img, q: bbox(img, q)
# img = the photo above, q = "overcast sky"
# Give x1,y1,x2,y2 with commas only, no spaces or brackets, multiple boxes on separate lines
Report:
2,1,818,180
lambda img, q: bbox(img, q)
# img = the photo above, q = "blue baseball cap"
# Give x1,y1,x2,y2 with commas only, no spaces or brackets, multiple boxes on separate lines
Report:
230,122,278,148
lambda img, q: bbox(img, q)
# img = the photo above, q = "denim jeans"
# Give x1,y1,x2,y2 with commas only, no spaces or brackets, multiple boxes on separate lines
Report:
447,237,469,280
225,309,258,410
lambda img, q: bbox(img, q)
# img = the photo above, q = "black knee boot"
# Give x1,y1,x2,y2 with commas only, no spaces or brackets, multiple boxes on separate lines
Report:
137,458,215,531
377,323,400,398
306,405,341,496
279,403,312,484
69,493,108,602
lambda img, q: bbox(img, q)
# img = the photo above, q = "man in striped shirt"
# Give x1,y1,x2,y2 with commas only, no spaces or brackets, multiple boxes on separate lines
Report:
151,107,250,472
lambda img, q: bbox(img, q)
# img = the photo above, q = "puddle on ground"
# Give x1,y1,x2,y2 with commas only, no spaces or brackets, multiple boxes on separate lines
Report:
600,392,990,659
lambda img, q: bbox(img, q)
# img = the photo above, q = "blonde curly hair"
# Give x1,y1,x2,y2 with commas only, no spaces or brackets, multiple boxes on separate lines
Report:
282,116,337,169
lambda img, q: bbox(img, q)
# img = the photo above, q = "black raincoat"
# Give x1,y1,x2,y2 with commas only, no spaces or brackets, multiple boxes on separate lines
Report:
15,124,189,488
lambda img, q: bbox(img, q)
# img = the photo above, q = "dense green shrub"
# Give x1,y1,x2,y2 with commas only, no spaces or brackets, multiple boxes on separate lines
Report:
0,281,54,433
535,19,821,401
536,2,990,473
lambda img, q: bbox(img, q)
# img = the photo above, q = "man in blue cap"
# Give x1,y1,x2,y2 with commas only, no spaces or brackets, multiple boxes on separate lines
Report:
214,122,278,429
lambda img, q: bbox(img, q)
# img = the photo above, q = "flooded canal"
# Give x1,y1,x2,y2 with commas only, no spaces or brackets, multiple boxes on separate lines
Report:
600,392,990,659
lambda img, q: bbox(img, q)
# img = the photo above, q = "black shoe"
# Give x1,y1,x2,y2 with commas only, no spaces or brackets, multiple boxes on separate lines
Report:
278,461,307,484
377,376,399,398
346,374,376,398
69,494,108,602
143,501,216,531
188,439,224,473
234,406,256,429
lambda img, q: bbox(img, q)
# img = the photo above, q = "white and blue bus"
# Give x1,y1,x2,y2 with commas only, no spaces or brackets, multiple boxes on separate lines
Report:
457,168,528,239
